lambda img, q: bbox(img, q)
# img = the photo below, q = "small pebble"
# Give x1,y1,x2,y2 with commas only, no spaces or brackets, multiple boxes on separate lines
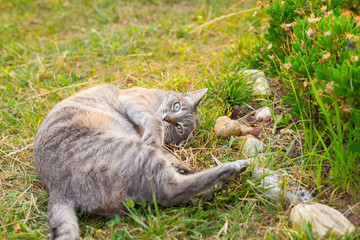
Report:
247,115,256,122
232,105,241,111
262,115,272,123
231,108,241,119
249,128,261,136
240,106,249,114
252,168,314,204
254,107,272,120
253,104,262,110
243,70,265,82
253,77,272,95
242,136,265,155
214,116,242,139
239,124,254,136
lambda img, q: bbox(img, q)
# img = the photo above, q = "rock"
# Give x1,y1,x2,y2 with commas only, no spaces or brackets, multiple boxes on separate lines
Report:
232,135,253,150
280,128,296,135
290,203,355,238
214,116,241,139
233,135,265,155
231,108,241,119
253,77,272,95
244,70,266,82
244,138,265,155
254,107,272,121
262,115,272,123
288,188,314,203
249,128,261,136
239,124,253,136
231,105,251,119
252,168,314,204
239,106,250,114
247,115,256,123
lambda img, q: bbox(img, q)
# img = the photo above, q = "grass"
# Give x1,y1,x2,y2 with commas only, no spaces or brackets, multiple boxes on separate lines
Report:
1,0,359,239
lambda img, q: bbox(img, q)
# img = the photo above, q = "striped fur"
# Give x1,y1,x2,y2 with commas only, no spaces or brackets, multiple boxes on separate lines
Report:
34,84,248,240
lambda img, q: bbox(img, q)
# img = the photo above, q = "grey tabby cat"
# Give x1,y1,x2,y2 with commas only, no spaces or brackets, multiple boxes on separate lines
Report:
34,84,248,240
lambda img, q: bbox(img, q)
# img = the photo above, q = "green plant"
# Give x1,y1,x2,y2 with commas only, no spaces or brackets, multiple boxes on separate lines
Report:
205,66,254,112
264,0,347,61
260,0,360,192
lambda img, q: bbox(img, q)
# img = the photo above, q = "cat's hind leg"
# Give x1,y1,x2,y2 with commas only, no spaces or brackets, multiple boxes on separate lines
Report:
48,193,79,240
157,160,248,206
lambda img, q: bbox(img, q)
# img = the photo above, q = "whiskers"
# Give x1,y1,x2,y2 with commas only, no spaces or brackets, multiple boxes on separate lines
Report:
163,124,171,143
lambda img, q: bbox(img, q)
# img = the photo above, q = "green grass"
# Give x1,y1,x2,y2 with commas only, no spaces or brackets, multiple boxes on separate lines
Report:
1,0,359,239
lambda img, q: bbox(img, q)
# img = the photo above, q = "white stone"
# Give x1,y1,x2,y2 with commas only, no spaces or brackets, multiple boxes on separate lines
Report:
244,70,266,82
253,77,272,95
242,136,266,155
291,203,355,238
254,107,272,120
214,116,241,139
252,168,314,203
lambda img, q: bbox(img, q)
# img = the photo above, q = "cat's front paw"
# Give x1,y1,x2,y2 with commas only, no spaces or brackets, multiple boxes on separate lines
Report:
218,160,248,180
142,130,163,147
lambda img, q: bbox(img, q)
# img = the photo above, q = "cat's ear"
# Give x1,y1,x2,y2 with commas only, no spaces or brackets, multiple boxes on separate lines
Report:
185,88,208,107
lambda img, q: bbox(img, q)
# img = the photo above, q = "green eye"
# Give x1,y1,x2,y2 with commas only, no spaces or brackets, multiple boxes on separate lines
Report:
173,102,181,112
176,124,183,134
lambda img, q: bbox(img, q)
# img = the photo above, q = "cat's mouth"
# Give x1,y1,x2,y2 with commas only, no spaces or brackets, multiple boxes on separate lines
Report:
166,132,194,147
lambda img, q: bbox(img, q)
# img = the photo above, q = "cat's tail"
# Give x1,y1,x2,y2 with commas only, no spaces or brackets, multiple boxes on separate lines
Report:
48,194,79,240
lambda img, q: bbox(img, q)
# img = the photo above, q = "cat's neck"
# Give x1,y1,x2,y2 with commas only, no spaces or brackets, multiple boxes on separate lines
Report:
118,87,168,111
143,89,168,110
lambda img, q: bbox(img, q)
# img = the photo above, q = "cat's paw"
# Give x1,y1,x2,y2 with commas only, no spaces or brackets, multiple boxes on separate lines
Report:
232,160,248,173
174,164,194,175
218,160,248,180
142,130,163,147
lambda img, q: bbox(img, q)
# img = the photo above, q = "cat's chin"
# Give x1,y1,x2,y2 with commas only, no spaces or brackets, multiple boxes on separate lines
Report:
176,139,186,146
164,140,185,149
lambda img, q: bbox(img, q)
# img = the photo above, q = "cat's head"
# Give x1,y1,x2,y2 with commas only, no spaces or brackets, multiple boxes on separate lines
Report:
156,88,208,146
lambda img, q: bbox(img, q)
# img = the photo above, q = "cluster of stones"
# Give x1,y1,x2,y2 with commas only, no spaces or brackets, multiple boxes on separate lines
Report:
243,69,272,96
214,116,265,155
213,70,355,238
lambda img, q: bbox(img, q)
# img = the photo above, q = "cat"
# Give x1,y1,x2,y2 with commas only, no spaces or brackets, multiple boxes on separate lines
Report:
34,84,248,240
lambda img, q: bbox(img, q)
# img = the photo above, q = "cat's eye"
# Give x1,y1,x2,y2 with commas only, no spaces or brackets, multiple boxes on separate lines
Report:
175,124,183,134
173,102,181,112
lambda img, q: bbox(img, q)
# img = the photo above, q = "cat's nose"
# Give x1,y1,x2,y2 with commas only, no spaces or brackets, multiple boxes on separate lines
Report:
163,115,170,123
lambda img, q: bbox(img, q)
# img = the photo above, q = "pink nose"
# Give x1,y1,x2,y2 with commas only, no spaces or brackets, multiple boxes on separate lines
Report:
163,115,170,123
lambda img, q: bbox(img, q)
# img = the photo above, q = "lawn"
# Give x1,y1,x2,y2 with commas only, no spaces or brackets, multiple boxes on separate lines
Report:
1,0,359,239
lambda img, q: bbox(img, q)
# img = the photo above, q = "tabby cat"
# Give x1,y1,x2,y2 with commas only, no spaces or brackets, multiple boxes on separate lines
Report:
34,84,248,240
